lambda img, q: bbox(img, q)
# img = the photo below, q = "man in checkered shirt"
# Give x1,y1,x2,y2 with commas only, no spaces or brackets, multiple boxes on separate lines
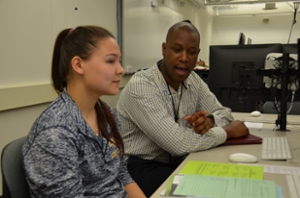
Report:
117,20,249,197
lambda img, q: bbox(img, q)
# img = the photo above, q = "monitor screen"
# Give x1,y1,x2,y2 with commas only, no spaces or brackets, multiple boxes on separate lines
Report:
208,43,282,112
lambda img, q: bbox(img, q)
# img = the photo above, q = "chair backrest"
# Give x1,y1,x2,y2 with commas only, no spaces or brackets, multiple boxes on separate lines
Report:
260,101,278,114
1,136,31,198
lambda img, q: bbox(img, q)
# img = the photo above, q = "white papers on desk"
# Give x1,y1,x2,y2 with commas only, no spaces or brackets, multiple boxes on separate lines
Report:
240,163,300,175
245,122,263,130
264,164,300,175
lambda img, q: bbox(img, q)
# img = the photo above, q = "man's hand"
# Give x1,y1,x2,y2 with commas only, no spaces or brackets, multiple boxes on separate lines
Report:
222,120,249,139
184,110,215,135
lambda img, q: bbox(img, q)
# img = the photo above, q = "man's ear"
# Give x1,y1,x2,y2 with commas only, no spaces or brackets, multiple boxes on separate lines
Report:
162,42,166,57
71,56,84,75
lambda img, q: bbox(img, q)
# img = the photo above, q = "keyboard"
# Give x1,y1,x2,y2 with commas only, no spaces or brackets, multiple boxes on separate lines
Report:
261,136,292,160
286,175,300,198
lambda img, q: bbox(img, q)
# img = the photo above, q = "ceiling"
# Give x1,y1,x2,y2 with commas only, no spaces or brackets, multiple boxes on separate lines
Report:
189,0,300,16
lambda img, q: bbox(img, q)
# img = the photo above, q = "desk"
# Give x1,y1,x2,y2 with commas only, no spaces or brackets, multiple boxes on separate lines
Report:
151,112,300,198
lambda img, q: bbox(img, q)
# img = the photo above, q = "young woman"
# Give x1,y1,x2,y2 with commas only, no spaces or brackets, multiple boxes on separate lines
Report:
22,26,146,198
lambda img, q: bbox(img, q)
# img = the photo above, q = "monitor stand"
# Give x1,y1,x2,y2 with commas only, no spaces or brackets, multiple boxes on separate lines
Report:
275,53,291,131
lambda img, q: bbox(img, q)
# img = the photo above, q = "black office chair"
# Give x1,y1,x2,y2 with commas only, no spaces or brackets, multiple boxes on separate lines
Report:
1,136,31,198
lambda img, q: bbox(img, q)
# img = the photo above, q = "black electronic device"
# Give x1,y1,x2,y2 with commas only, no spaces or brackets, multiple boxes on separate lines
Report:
264,43,299,131
209,43,282,112
238,32,246,45
209,42,300,131
281,43,298,54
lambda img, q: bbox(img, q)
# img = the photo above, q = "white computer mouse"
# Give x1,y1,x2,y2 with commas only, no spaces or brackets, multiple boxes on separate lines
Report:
229,153,258,163
250,110,261,117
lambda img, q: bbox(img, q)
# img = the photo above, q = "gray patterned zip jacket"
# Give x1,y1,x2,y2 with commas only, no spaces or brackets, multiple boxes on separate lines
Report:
22,90,134,198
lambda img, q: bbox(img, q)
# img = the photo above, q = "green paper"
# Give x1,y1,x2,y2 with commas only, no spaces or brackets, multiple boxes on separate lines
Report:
174,175,277,198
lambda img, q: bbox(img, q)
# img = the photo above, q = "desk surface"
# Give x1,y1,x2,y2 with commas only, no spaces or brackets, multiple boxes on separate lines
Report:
150,112,300,198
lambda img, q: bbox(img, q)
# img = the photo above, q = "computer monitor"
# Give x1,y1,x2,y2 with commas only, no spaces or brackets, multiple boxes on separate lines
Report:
238,32,245,45
247,38,252,45
209,43,282,112
281,43,298,54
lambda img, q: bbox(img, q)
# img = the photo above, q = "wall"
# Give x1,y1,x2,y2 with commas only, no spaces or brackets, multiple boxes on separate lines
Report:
0,0,117,88
0,0,118,112
122,0,183,72
212,14,300,45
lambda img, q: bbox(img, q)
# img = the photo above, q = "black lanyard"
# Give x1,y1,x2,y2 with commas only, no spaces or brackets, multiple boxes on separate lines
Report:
158,60,183,123
166,84,183,123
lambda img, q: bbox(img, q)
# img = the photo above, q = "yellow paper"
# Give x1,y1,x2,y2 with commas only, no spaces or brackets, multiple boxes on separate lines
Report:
179,161,263,180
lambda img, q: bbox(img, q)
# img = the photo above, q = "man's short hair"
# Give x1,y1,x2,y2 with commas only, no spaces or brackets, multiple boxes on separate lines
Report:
166,20,200,43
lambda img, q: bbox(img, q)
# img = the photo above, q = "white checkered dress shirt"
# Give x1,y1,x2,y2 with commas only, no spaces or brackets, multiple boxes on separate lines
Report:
117,61,234,164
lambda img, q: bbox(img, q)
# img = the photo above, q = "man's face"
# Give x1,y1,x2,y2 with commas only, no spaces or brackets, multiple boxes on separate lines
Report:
161,28,200,89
